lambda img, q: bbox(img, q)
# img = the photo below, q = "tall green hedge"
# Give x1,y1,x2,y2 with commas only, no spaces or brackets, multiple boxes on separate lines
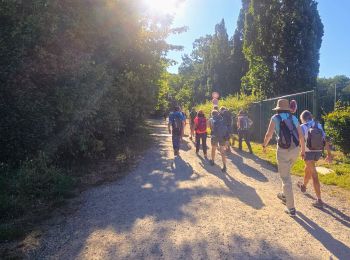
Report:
324,105,350,155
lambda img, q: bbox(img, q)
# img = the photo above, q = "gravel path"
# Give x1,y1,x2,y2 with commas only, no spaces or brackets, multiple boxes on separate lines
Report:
25,120,350,259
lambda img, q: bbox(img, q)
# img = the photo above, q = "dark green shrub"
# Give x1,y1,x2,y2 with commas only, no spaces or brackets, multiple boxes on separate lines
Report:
324,105,350,155
0,154,74,222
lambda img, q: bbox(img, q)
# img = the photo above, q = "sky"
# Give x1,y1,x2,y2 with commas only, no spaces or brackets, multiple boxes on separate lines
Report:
163,0,350,78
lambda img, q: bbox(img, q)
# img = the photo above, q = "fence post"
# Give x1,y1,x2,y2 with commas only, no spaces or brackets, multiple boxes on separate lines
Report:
313,88,317,119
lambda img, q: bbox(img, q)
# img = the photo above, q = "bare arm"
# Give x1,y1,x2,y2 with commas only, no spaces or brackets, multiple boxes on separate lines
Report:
324,139,332,163
297,125,305,159
168,121,171,134
262,119,275,149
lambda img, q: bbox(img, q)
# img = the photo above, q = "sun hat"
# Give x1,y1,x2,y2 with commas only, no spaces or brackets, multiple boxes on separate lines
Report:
272,99,290,111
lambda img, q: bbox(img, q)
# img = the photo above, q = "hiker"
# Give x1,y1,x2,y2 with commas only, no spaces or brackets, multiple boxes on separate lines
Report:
290,100,298,114
237,110,253,154
262,99,305,217
297,110,332,208
180,107,187,139
208,110,227,172
168,106,185,156
220,106,233,152
189,108,197,141
194,110,208,157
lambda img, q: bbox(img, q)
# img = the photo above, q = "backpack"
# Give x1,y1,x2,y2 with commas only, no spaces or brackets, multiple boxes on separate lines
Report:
196,117,207,132
222,110,232,127
306,122,325,150
172,113,183,135
238,116,249,130
277,114,299,149
212,115,227,139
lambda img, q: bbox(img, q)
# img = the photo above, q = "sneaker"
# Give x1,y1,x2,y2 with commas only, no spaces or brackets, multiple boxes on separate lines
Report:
312,199,324,209
277,193,286,205
297,181,306,193
285,208,296,217
209,160,215,166
221,165,227,172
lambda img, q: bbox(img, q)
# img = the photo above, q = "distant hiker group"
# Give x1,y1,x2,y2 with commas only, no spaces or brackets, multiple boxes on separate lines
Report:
167,98,332,217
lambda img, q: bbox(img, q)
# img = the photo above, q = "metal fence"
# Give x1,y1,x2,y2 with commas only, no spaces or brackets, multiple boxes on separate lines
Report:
250,90,315,142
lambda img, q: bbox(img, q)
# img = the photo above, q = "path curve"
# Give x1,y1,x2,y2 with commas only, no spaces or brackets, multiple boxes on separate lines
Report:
24,120,350,259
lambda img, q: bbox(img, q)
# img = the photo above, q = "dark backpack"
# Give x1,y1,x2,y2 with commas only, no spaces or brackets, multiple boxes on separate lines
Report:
277,114,299,149
212,115,227,139
222,110,232,127
306,122,325,150
172,113,183,135
196,117,207,132
238,116,249,130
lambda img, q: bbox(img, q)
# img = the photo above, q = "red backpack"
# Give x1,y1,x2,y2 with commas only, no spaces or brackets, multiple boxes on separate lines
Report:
196,117,207,132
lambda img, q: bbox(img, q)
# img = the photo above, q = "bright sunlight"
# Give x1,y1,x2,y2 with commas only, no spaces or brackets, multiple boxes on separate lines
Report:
143,0,185,15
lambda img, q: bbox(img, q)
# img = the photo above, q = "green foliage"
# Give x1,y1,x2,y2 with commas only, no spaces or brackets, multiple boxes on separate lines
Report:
324,105,350,155
0,154,74,222
243,0,323,98
196,93,258,118
0,0,178,163
317,75,350,117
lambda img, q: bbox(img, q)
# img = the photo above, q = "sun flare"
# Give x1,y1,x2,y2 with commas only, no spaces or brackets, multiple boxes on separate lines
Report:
143,0,184,15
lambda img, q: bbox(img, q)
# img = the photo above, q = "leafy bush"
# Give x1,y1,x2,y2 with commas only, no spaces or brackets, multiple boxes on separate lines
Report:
0,154,74,222
324,105,350,155
196,93,258,117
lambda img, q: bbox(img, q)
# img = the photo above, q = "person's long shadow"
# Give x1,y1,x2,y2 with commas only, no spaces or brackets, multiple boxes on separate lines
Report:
295,212,350,259
234,148,278,173
226,152,268,182
180,138,192,151
198,155,265,210
304,193,350,228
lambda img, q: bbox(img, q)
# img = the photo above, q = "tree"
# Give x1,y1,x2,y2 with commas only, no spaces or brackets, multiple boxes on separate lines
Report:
229,0,250,93
242,0,324,98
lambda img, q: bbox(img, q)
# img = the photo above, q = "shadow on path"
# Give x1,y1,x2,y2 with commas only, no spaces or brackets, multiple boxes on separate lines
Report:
198,155,265,210
226,152,269,182
304,193,350,228
295,212,350,259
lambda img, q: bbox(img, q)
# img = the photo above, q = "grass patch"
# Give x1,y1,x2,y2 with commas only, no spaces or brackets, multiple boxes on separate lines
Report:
240,139,350,190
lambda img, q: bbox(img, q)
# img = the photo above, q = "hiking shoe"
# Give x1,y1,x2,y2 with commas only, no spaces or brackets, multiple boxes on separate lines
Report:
209,160,215,166
312,199,324,209
277,193,286,205
297,181,306,193
285,208,296,217
221,165,227,172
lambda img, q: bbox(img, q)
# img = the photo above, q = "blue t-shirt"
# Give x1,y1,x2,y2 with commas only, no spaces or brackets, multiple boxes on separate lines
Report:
169,111,185,124
272,113,299,136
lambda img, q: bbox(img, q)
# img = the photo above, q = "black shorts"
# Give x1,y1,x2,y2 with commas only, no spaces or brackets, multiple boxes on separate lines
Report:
211,136,226,146
305,151,322,161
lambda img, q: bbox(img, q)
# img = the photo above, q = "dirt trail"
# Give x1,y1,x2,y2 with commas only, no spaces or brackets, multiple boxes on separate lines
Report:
24,120,350,259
